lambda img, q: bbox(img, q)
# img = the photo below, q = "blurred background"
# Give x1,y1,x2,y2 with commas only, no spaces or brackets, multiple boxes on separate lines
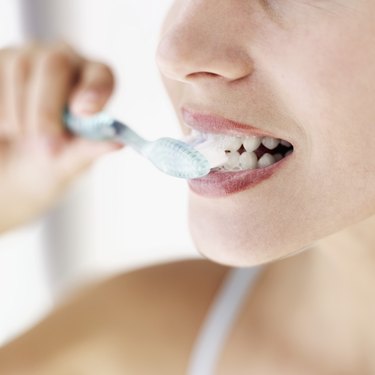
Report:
0,0,199,345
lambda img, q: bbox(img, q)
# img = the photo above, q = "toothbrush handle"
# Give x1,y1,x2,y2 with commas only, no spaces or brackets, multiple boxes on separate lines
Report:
111,121,147,153
63,108,148,153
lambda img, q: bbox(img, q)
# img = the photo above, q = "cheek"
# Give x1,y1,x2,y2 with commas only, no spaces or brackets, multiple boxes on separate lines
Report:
267,12,375,134
270,19,375,194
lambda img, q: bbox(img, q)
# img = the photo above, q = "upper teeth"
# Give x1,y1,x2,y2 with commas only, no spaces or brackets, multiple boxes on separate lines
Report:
258,153,276,168
243,136,262,152
212,135,243,152
262,137,280,150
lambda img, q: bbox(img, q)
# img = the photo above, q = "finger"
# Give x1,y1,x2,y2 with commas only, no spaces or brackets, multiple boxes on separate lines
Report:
69,61,115,117
3,50,32,137
25,44,86,136
0,48,21,138
56,138,121,183
0,60,5,139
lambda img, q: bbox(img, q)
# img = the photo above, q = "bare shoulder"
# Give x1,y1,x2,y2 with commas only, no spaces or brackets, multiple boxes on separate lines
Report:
0,259,230,374
106,258,230,308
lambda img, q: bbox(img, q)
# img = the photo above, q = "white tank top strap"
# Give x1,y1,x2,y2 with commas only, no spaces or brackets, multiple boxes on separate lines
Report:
187,266,264,375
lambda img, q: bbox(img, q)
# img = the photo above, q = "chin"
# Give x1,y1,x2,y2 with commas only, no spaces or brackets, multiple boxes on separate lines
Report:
188,191,316,267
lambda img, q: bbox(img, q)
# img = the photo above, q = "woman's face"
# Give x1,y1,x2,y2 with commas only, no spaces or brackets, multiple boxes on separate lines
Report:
156,0,375,266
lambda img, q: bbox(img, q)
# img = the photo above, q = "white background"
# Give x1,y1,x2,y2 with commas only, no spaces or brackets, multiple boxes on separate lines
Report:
0,0,200,345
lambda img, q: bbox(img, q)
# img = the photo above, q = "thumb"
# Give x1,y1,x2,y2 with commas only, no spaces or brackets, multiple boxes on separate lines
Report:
69,61,115,117
56,138,122,182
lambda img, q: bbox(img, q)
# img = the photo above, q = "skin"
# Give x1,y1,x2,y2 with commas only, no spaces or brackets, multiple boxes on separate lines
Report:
0,41,121,233
156,0,375,266
1,0,375,372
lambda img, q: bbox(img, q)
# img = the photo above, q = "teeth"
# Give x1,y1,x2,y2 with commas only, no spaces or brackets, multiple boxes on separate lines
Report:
243,136,262,152
258,153,276,168
239,152,257,170
262,137,280,150
213,135,242,151
224,151,240,170
188,130,293,172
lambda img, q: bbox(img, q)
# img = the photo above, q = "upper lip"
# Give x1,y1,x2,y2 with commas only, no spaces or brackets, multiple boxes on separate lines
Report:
181,107,281,139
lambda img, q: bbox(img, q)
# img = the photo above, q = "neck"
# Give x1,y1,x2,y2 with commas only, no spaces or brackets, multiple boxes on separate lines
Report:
315,214,375,295
260,215,375,373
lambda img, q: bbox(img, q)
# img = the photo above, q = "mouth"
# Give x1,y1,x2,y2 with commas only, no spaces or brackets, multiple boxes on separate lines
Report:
181,107,295,197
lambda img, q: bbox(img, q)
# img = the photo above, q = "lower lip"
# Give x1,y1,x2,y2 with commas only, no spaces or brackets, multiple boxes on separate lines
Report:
188,153,293,197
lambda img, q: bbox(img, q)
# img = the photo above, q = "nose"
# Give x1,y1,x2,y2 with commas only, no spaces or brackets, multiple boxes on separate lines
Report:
156,2,254,83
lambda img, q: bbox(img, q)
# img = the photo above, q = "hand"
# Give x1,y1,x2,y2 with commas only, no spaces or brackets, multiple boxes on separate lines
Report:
0,41,121,234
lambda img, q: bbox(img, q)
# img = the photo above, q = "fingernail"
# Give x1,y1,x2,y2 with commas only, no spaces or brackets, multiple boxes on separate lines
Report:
71,90,103,115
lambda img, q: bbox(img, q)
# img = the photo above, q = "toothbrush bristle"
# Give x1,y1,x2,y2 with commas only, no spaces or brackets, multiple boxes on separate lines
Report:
146,138,210,179
194,139,228,169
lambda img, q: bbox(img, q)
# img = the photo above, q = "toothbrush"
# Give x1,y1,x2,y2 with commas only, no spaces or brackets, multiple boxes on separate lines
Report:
63,109,227,179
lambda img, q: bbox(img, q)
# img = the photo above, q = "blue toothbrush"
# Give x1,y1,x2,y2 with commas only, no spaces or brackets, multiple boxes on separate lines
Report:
63,109,217,179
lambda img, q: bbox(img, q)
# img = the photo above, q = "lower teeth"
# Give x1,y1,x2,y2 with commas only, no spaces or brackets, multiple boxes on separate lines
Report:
239,151,258,169
215,150,292,171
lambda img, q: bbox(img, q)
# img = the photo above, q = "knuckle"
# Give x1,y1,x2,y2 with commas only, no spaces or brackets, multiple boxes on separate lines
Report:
96,62,114,76
38,50,72,73
0,49,29,84
9,52,30,77
0,43,38,71
93,62,115,85
55,40,76,54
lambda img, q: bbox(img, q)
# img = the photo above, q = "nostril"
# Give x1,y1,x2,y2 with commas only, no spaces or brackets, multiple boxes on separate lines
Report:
156,26,254,82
